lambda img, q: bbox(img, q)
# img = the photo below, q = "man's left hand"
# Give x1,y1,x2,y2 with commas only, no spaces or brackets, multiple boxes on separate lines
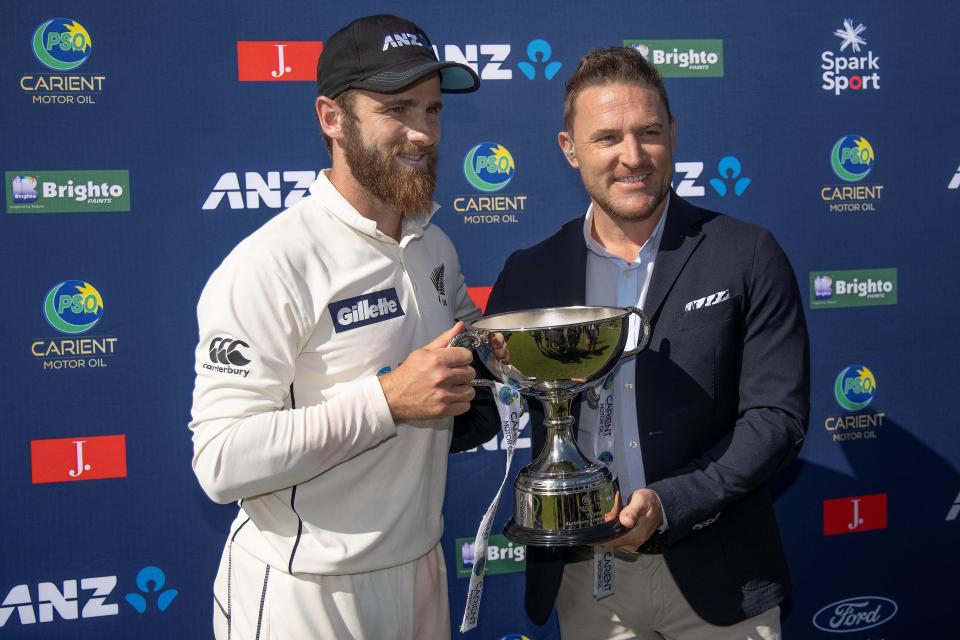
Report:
601,488,663,554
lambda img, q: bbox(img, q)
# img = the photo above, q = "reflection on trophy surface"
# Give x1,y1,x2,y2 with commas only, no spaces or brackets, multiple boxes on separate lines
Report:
452,306,651,546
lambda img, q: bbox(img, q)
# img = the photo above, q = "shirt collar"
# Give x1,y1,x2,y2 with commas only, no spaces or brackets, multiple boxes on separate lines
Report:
582,192,671,265
309,169,439,245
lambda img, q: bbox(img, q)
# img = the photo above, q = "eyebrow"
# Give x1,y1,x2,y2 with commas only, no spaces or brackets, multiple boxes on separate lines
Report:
588,122,663,137
379,98,443,110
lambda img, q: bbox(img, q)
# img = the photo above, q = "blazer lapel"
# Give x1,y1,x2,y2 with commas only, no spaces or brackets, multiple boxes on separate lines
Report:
643,193,706,322
551,217,588,307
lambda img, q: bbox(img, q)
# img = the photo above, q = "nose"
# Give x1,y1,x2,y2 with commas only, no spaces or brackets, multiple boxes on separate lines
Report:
620,136,644,168
407,115,440,148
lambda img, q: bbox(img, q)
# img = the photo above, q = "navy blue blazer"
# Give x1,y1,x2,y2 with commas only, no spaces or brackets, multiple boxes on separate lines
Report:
482,194,810,627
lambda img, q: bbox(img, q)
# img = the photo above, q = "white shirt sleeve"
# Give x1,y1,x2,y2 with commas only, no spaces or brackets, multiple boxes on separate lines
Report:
451,253,481,324
188,255,397,504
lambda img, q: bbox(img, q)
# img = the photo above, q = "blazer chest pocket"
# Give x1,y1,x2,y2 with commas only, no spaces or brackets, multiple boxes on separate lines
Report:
678,295,741,331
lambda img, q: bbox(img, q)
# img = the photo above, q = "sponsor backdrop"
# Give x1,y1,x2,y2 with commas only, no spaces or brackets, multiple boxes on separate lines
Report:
1,1,958,638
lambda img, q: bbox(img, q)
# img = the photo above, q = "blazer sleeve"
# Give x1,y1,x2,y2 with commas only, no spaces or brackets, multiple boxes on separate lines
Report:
449,250,523,452
650,229,810,544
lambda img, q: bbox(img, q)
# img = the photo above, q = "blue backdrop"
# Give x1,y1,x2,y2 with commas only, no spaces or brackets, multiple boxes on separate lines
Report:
2,1,959,638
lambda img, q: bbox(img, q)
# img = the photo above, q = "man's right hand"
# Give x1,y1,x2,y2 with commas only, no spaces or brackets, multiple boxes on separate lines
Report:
379,322,476,421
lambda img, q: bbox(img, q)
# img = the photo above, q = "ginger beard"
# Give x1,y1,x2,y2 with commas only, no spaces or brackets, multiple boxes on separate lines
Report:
340,111,438,216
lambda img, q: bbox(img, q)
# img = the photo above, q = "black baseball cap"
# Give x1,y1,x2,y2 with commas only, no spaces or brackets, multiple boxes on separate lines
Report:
316,14,480,98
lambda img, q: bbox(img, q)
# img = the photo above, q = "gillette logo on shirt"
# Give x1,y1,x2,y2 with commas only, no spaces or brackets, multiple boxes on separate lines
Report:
329,288,405,332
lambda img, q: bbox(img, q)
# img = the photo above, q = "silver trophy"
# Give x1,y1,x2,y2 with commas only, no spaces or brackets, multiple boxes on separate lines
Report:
451,306,651,546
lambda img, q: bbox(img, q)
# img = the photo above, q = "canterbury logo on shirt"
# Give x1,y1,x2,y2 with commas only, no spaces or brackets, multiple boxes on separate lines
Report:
329,288,405,333
209,337,251,366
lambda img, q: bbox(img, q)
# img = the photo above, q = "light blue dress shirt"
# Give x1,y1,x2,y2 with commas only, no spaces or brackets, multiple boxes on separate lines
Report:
578,195,669,502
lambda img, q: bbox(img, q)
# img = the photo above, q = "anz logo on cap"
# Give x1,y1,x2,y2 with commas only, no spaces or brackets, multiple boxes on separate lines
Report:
382,32,428,51
329,288,405,333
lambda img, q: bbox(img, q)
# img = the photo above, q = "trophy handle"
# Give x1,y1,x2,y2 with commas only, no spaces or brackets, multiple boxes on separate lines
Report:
449,329,482,350
619,306,651,359
449,330,526,417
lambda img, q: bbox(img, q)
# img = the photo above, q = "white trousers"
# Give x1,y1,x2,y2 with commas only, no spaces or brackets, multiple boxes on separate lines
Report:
556,552,780,640
213,540,450,640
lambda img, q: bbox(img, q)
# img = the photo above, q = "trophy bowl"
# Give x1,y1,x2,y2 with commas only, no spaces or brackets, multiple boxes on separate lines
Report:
452,306,650,546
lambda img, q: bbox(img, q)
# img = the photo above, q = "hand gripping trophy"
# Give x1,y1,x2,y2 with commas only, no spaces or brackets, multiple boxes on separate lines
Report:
452,306,650,546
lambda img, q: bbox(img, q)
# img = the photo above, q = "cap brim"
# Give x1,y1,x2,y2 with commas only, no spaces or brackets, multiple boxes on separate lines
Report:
352,59,480,95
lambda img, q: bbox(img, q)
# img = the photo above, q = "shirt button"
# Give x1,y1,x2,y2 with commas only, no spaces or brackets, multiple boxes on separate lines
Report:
629,441,639,449
625,383,634,390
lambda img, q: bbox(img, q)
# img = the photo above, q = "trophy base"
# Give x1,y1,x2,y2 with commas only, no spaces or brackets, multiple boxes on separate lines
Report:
503,517,627,547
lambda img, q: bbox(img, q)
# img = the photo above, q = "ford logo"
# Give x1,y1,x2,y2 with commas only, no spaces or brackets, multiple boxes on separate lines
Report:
812,596,897,632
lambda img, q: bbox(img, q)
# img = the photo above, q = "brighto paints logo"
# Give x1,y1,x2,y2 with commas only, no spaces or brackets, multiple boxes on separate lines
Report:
33,280,117,370
821,19,880,95
835,365,877,411
454,142,526,225
809,268,897,309
32,18,91,70
22,19,105,105
456,534,525,578
44,280,103,334
831,135,874,182
5,170,130,214
624,39,724,77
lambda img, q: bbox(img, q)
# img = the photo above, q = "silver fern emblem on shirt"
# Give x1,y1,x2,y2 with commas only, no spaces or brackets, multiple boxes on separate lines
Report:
430,264,447,306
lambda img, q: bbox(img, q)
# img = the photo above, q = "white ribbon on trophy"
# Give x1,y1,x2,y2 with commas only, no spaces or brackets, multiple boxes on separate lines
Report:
589,372,617,599
460,382,528,632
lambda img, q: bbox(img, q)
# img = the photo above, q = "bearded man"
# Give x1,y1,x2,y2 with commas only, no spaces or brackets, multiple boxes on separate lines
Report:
188,15,498,640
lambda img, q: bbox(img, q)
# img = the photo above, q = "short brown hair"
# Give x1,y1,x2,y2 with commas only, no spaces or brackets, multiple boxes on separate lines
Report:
562,47,673,132
322,91,357,155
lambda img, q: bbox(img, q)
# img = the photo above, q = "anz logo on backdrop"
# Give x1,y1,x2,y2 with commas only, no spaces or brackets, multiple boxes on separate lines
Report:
202,170,317,211
430,38,562,81
673,156,752,198
0,566,177,628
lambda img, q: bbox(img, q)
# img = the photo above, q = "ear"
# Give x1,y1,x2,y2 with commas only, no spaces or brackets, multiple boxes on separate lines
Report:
669,116,677,154
316,96,344,142
557,130,578,169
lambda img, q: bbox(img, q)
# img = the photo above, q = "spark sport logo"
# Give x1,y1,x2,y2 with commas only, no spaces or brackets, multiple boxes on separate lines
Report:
20,18,106,105
31,280,118,371
454,142,527,225
823,493,887,536
821,19,880,96
0,566,178,628
823,364,885,443
820,134,883,213
31,434,127,484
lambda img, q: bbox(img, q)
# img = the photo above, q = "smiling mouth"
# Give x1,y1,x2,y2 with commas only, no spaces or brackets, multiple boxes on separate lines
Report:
614,174,650,185
396,153,430,169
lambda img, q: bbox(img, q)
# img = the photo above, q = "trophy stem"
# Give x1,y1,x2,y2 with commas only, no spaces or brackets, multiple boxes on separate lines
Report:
504,395,626,546
537,396,594,473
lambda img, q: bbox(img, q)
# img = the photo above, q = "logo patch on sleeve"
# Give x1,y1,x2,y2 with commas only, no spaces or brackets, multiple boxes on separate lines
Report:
329,288,405,333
